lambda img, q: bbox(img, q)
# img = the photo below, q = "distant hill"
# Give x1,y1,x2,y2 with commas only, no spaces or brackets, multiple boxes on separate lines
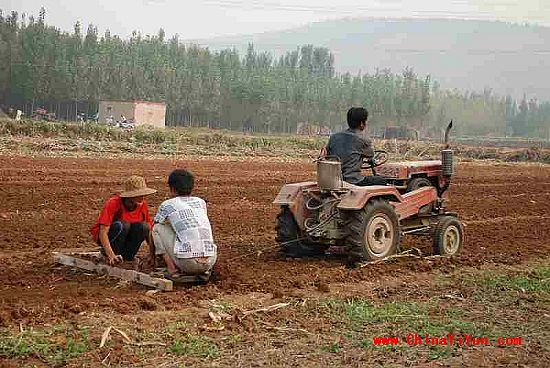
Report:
191,18,550,100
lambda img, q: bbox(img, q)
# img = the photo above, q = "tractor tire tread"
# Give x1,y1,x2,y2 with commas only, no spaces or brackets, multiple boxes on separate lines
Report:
344,199,401,263
275,206,327,257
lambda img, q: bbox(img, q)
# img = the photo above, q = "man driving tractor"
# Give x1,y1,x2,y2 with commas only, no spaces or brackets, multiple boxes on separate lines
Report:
323,107,386,186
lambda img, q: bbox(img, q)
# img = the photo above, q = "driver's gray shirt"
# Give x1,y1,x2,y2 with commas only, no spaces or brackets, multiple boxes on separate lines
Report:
326,128,374,184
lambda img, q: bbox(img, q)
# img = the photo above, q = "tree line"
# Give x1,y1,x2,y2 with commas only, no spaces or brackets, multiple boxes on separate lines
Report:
0,8,548,138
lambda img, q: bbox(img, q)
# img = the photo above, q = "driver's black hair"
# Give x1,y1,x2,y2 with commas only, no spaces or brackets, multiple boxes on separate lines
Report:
347,107,369,129
168,169,194,196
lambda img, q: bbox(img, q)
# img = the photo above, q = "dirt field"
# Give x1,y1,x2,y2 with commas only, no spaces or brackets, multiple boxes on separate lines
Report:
1,155,549,367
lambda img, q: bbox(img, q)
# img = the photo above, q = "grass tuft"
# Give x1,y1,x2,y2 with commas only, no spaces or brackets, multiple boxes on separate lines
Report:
0,325,89,365
480,266,550,293
168,334,219,358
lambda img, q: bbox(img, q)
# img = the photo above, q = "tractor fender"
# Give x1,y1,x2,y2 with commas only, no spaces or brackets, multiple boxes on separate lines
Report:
273,182,317,206
273,182,317,231
391,186,438,220
337,185,402,210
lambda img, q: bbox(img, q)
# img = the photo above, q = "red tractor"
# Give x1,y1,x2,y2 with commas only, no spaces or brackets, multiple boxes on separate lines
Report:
273,122,463,262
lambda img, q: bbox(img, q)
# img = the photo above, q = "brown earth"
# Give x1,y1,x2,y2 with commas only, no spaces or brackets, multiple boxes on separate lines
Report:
0,155,549,366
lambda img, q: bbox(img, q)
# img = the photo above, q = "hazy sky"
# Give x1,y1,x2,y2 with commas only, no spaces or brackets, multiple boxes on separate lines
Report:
2,0,549,39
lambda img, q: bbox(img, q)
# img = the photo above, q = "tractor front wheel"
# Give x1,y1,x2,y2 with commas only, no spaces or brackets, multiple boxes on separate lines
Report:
275,206,328,257
346,199,400,262
433,216,464,256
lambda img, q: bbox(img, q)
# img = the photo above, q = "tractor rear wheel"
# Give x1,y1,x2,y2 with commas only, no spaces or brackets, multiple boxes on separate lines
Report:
346,199,400,262
433,216,464,256
275,206,328,257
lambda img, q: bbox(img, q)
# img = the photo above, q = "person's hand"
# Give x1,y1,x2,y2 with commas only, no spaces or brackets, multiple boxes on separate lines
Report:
108,254,123,265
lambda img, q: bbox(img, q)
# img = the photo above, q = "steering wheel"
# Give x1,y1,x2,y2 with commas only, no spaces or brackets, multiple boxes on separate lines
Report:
361,150,389,175
362,150,389,169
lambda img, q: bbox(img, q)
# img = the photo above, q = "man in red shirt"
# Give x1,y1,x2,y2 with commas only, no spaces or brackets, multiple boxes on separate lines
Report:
91,176,157,266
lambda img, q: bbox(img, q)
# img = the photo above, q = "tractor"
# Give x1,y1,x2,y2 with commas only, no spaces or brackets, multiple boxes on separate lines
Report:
273,122,463,262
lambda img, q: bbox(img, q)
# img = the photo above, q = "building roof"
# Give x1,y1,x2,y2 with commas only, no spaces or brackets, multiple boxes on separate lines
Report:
99,100,166,106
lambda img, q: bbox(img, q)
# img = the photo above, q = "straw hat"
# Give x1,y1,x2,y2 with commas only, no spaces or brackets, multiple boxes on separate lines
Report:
120,176,157,198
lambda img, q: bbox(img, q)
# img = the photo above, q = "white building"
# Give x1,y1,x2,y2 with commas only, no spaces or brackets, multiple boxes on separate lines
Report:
98,100,166,128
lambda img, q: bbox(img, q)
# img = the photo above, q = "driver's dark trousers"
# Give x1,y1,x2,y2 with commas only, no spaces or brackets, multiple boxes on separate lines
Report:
355,176,387,186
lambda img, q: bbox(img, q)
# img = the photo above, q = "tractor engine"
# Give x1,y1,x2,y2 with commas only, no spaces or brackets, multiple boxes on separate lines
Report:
302,159,347,242
304,195,344,242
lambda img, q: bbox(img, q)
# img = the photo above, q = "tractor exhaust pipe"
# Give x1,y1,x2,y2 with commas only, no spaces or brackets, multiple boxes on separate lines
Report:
438,121,454,197
441,120,454,177
444,120,453,149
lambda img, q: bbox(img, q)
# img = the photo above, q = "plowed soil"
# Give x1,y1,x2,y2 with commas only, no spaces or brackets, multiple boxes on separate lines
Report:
0,155,549,366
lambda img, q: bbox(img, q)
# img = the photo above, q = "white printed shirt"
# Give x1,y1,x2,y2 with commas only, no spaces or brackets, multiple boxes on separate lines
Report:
154,196,217,259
